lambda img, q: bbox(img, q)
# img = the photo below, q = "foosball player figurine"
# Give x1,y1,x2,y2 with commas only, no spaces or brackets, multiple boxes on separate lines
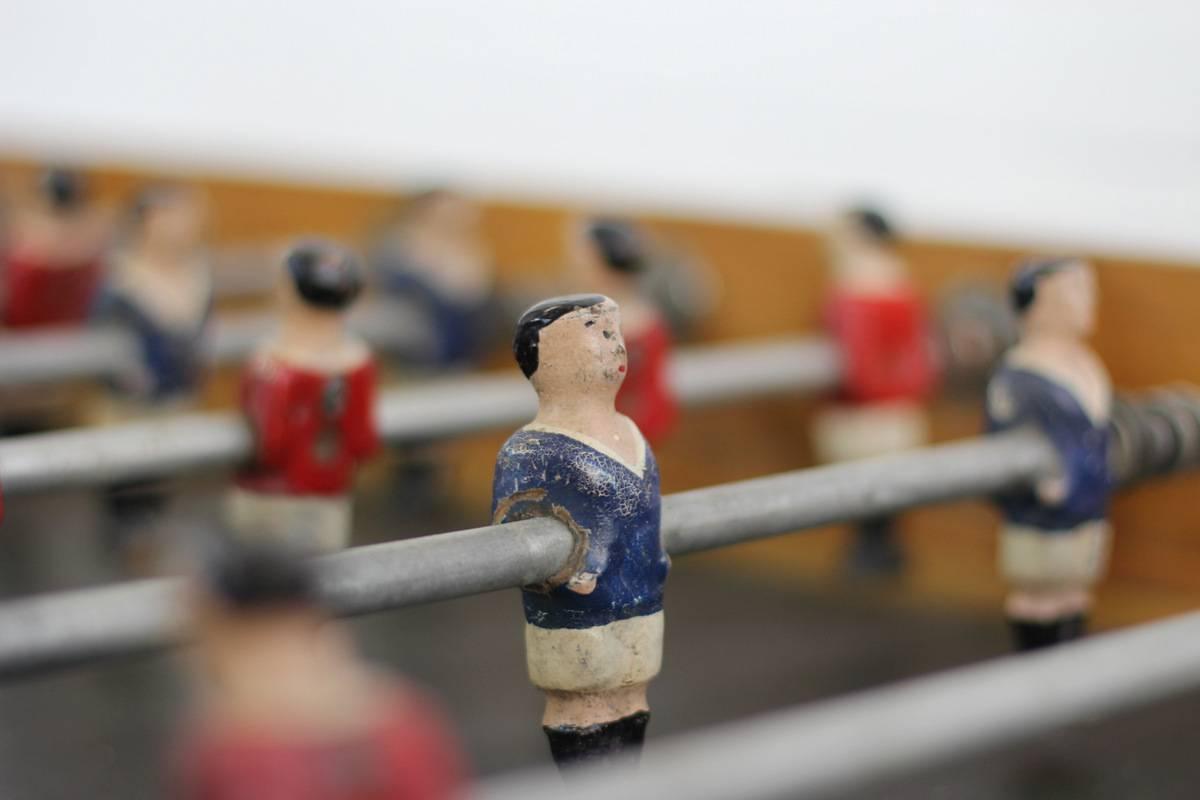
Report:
1,167,107,329
174,540,467,799
228,240,379,554
986,257,1112,651
571,218,678,444
492,294,670,770
92,186,213,563
813,207,939,576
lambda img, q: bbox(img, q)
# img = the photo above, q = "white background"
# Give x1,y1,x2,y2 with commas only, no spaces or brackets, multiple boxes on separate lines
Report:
2,1,1197,260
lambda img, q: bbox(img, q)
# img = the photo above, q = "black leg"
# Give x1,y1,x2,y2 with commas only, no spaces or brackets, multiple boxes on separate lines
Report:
846,515,905,577
544,711,650,771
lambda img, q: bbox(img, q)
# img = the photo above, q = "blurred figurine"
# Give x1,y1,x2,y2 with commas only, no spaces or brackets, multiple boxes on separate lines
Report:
175,540,466,799
571,218,678,444
812,208,939,576
1,167,107,329
492,295,670,770
372,189,497,368
229,240,378,553
94,185,213,411
987,258,1111,651
91,186,213,562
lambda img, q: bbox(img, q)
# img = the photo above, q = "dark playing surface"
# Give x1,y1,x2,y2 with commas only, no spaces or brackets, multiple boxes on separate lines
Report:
0,482,1197,799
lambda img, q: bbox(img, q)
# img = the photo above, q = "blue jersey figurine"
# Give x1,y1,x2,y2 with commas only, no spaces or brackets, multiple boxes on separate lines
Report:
492,294,669,770
986,258,1112,651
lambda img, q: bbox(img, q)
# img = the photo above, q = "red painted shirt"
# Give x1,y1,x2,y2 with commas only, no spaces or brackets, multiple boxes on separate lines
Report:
2,248,102,328
616,315,678,444
826,288,939,404
175,688,467,800
236,355,379,496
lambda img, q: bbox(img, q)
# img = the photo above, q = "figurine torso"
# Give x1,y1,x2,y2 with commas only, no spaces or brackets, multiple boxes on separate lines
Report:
492,425,669,630
375,244,494,366
236,355,379,496
2,248,103,328
986,347,1112,531
177,687,464,800
93,266,213,402
826,287,938,404
615,313,677,444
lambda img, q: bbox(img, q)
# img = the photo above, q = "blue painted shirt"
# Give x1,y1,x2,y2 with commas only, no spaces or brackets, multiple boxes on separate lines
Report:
93,287,211,402
986,365,1111,531
375,254,494,366
491,426,669,630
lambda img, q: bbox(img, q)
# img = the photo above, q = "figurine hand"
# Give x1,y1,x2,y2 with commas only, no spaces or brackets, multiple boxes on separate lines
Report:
1036,474,1069,505
567,572,598,595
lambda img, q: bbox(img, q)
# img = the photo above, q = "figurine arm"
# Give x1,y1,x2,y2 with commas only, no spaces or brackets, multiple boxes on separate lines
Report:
346,360,381,458
492,449,606,594
987,372,1071,505
241,363,291,466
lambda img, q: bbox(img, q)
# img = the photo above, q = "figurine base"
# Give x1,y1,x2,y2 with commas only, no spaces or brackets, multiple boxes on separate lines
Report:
1009,614,1088,652
544,710,650,770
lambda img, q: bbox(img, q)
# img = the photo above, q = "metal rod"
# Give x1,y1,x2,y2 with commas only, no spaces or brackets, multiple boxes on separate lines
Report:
0,299,432,388
0,428,1054,677
0,336,840,493
478,609,1200,800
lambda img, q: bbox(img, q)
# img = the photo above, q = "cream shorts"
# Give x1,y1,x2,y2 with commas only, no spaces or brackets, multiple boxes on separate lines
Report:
999,520,1111,589
526,611,664,693
226,488,352,554
812,403,929,463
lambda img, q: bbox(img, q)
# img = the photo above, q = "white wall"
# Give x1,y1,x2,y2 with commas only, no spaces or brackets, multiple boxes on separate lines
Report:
2,1,1198,260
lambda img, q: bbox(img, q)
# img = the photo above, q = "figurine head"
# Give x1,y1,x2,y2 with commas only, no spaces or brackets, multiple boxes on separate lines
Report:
514,294,627,397
283,239,363,315
825,206,904,288
570,217,648,291
1011,257,1097,339
402,189,480,236
38,167,86,214
191,539,325,660
129,185,205,255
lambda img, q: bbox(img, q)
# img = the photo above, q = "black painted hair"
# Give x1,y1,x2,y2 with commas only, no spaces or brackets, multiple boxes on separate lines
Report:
513,293,608,378
40,167,86,211
1010,257,1080,315
846,206,897,244
203,540,318,613
586,218,647,274
285,239,364,310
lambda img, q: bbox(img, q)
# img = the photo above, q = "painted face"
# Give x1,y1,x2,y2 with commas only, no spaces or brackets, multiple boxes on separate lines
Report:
1033,262,1097,337
539,298,628,389
145,193,204,253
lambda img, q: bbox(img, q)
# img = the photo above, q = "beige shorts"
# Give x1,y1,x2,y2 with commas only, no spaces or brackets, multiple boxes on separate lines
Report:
225,488,352,553
526,611,664,693
812,403,929,463
999,520,1111,589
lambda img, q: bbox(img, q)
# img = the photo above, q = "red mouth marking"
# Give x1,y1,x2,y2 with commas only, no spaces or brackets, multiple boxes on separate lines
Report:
618,365,626,373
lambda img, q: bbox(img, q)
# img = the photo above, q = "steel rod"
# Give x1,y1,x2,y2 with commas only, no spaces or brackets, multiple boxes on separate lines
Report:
0,429,1054,677
478,609,1200,800
0,336,840,493
0,299,432,388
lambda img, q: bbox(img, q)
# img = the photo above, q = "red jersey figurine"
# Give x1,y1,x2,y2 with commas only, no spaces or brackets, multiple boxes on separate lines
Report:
228,240,379,553
1,167,107,329
813,208,939,575
175,540,467,800
571,217,678,444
